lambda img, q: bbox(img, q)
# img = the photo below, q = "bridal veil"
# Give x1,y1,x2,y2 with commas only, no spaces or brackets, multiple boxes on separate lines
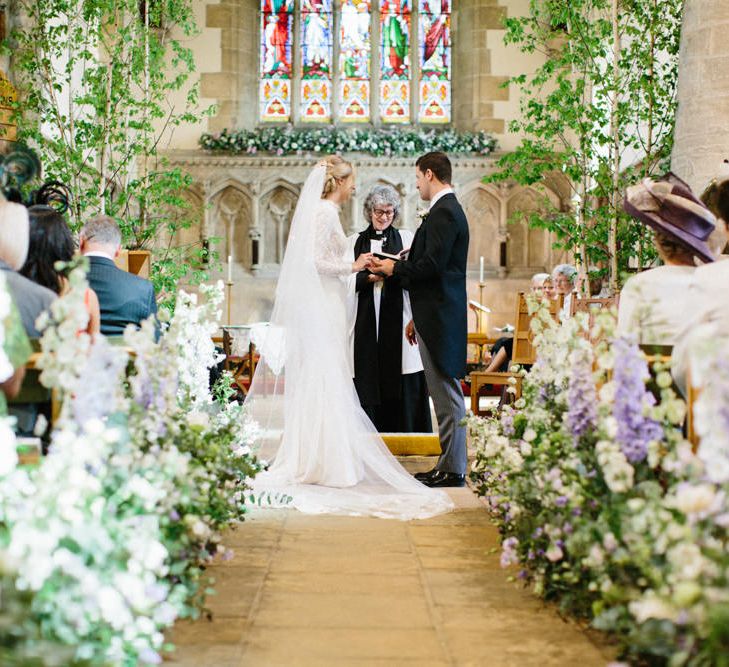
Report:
245,163,453,520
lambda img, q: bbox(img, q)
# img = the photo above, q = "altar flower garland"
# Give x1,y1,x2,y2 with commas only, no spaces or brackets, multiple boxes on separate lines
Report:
0,265,262,665
468,299,729,665
200,126,497,158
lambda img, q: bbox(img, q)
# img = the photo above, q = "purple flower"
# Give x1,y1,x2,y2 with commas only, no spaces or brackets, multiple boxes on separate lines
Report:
555,495,568,507
566,348,597,442
169,510,181,521
612,337,664,463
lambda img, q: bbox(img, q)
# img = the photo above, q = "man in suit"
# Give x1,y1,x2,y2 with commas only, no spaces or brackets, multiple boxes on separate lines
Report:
79,215,157,336
371,152,469,487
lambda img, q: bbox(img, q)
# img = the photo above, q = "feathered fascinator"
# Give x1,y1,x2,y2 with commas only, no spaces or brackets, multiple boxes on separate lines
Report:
701,160,729,224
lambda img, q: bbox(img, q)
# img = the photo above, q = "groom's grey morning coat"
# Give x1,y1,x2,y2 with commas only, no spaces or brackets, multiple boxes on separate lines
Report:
393,193,469,379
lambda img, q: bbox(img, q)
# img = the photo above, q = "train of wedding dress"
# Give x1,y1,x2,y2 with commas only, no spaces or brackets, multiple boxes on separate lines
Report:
245,164,453,520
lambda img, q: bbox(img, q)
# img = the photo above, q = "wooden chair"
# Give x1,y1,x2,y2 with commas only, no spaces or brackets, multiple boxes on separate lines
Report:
222,327,260,397
571,295,619,342
468,293,562,415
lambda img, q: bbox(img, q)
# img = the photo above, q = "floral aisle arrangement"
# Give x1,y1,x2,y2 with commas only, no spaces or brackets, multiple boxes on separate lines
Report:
0,266,262,665
468,300,729,665
200,126,497,157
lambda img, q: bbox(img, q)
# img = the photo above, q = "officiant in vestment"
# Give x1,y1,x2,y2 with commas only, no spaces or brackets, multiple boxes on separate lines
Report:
348,185,432,433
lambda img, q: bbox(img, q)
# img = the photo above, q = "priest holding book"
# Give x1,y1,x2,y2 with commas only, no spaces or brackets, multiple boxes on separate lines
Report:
348,185,432,434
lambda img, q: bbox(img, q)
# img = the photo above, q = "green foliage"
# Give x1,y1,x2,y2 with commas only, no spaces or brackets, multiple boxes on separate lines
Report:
488,0,683,288
200,125,497,157
6,0,212,296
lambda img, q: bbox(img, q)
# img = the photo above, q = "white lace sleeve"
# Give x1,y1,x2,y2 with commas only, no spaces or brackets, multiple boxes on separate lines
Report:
314,206,352,276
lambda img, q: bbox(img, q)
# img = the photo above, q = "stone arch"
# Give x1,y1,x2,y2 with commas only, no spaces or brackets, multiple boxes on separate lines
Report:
209,182,254,270
259,181,300,265
172,187,204,249
506,186,561,271
461,183,501,269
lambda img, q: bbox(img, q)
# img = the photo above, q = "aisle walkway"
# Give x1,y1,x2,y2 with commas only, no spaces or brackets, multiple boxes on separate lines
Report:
166,477,613,666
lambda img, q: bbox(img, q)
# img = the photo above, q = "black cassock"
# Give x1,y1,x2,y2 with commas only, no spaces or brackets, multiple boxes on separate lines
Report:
353,225,432,433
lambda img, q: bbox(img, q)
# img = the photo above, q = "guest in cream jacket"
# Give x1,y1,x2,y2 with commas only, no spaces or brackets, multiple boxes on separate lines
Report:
618,175,716,347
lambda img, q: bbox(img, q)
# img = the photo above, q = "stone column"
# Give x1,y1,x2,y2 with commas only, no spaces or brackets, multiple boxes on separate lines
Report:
671,0,729,192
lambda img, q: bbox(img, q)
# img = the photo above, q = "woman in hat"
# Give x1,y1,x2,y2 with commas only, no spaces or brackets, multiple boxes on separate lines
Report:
672,164,729,397
349,184,432,433
618,174,716,346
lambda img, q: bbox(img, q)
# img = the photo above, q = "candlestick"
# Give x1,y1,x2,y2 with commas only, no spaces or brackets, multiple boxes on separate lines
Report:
478,281,486,333
227,255,233,283
479,256,484,284
225,280,233,325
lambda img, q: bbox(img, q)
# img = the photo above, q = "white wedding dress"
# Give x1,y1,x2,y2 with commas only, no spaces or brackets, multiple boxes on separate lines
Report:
246,165,453,520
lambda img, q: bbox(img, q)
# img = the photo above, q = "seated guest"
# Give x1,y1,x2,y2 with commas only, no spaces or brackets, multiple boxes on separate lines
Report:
21,205,101,336
79,215,157,336
530,272,550,297
0,200,56,337
482,272,551,373
542,275,557,301
672,167,729,395
553,263,578,320
350,185,432,433
619,175,715,346
0,279,32,413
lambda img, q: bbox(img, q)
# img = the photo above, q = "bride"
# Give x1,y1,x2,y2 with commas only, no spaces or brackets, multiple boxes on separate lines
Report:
247,157,454,520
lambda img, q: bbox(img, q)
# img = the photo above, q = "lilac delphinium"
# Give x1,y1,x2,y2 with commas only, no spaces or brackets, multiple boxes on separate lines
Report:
612,337,664,463
566,348,597,443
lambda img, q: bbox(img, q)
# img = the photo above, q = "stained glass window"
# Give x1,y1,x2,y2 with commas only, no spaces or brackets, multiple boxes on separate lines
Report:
339,0,371,122
379,0,411,124
258,0,452,125
418,0,451,123
300,0,334,123
260,0,294,122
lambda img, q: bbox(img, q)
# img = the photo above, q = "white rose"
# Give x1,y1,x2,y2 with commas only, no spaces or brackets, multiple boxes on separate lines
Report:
675,484,717,517
523,428,537,443
629,593,678,624
546,544,563,562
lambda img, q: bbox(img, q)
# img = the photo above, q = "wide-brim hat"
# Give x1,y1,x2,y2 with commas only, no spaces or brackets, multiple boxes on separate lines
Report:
624,174,716,263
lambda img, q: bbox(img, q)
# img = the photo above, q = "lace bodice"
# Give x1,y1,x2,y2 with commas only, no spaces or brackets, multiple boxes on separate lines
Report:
314,200,352,277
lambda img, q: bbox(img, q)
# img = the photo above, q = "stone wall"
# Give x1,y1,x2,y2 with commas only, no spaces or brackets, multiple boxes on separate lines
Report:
162,151,569,328
672,0,729,193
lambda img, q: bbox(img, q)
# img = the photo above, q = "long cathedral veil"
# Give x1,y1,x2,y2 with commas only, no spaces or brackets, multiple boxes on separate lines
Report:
245,163,453,520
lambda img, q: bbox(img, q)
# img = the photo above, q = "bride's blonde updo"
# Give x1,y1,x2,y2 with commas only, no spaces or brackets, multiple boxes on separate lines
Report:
320,155,354,198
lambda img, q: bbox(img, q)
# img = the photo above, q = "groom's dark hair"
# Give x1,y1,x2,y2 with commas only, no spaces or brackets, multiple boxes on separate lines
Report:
416,152,452,185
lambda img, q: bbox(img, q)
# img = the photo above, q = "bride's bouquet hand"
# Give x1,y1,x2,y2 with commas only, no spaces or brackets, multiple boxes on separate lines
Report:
353,252,374,272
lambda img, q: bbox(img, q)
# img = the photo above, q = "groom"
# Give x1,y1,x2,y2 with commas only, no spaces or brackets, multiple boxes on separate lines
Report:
371,152,469,488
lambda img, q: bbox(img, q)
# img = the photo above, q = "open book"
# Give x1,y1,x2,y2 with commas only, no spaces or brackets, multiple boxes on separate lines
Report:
373,248,410,261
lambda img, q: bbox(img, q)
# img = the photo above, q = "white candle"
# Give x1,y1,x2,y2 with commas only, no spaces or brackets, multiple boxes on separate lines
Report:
479,256,484,284
227,255,233,283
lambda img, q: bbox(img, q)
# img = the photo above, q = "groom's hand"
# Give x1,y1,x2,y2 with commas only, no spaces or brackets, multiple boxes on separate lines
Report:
405,320,417,346
370,258,395,276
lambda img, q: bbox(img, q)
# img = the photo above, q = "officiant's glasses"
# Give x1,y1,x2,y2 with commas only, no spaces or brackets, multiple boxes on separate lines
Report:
373,208,395,218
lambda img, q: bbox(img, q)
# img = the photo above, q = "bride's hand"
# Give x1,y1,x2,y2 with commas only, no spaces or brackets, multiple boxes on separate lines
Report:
352,253,374,272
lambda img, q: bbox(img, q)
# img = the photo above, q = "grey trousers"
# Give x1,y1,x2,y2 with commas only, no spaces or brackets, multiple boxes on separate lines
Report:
416,333,467,475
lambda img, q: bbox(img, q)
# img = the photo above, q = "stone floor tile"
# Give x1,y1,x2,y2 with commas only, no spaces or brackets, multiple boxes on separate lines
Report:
267,550,420,574
263,571,425,596
252,591,434,629
240,627,447,663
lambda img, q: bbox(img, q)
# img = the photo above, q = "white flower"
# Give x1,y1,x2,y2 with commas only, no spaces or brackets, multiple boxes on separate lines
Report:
523,428,537,443
546,544,563,562
0,418,18,476
674,483,718,518
629,593,678,624
187,410,210,429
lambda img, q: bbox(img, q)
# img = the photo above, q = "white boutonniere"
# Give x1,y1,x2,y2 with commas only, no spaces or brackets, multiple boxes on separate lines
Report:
415,208,429,226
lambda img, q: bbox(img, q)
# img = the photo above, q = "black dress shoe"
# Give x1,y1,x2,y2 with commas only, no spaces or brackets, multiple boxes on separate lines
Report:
423,471,466,488
414,468,438,481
